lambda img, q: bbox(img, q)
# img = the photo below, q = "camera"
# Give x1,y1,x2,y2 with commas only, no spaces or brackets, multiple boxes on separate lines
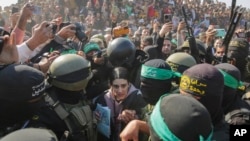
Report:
74,22,88,42
164,14,172,22
46,24,57,34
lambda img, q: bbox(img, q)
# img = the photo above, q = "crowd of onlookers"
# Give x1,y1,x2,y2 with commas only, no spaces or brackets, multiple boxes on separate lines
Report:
1,22,250,140
1,0,250,141
0,0,250,38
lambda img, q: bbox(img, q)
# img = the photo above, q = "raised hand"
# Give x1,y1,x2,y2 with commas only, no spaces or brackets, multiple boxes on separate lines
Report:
0,32,18,64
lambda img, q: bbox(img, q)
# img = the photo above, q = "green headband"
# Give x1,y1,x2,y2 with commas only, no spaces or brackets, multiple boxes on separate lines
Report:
61,49,77,55
150,94,213,141
219,69,243,89
141,65,181,80
83,42,100,54
49,48,77,55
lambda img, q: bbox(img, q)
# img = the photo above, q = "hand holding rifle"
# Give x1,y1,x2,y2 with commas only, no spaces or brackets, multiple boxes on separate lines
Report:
181,5,199,63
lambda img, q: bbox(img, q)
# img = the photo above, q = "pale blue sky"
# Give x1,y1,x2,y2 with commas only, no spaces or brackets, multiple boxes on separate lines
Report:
219,0,250,9
0,0,18,8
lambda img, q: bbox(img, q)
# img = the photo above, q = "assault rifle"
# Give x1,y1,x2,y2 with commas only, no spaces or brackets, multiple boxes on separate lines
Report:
181,6,200,63
222,5,245,63
230,0,236,22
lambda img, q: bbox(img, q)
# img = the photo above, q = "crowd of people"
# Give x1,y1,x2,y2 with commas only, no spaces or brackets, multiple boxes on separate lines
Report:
1,0,250,39
1,0,250,141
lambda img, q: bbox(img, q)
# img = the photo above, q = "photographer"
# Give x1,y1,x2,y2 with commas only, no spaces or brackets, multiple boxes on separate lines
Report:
29,23,86,63
0,22,57,74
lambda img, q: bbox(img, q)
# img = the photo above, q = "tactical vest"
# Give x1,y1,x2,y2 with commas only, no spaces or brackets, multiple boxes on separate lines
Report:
44,91,97,141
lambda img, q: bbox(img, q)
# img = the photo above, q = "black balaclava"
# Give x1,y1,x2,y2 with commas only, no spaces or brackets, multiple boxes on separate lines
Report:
143,45,160,60
140,59,173,105
227,38,249,80
180,63,224,125
215,63,250,117
215,63,241,113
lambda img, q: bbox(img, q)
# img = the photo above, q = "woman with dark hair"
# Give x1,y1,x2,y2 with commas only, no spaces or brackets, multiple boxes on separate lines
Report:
94,67,147,141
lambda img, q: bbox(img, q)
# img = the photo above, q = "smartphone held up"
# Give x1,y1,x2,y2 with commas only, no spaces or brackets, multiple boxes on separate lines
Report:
164,14,172,23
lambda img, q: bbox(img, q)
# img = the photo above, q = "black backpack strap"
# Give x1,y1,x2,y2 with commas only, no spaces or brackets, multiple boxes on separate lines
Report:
44,94,69,120
44,90,97,141
44,92,79,136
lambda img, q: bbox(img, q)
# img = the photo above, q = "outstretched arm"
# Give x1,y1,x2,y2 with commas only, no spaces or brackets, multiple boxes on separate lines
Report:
120,120,150,141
